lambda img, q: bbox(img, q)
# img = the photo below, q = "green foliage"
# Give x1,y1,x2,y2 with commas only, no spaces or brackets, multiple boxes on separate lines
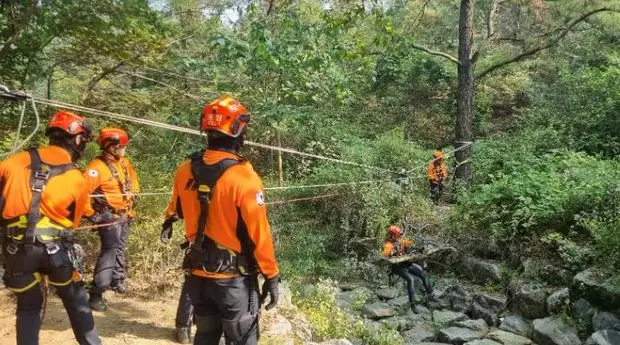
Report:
296,281,361,341
451,149,620,275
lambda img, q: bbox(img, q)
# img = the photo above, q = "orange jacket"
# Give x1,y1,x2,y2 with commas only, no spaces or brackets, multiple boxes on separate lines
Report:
165,150,279,280
0,146,89,229
382,239,414,257
83,156,139,217
427,162,447,182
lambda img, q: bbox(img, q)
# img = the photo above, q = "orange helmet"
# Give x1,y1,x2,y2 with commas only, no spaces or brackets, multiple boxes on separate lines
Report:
97,127,129,149
432,150,445,160
46,111,91,136
388,225,402,237
200,96,250,138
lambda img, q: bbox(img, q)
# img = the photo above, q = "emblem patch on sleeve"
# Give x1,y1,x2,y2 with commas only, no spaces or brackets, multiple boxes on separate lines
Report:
88,169,98,177
256,192,265,206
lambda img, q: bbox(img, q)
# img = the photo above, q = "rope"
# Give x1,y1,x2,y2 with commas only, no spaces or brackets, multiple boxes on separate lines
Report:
266,193,341,205
86,177,396,198
0,96,41,158
407,142,473,174
75,220,129,231
27,96,399,174
12,102,26,151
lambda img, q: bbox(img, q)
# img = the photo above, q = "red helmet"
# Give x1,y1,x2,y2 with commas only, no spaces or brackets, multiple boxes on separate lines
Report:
97,127,129,149
388,225,402,237
200,96,250,137
46,111,90,136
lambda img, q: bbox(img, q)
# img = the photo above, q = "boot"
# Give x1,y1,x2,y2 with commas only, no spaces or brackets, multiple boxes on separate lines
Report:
111,280,130,294
427,292,439,303
89,291,108,312
176,327,191,344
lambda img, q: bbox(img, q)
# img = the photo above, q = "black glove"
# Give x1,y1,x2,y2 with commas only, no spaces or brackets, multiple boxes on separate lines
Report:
160,214,179,244
88,212,116,225
260,275,280,311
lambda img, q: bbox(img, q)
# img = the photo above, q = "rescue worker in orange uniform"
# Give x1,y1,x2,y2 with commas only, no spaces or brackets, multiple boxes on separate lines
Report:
0,111,102,345
427,149,447,205
383,225,437,313
161,96,280,345
84,127,139,311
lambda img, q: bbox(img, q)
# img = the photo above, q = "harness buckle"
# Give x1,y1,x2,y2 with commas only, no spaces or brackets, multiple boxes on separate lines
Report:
32,167,51,192
6,243,18,255
45,243,60,255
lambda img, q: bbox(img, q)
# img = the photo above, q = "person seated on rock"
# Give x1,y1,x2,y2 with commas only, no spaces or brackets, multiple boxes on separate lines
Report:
382,225,438,313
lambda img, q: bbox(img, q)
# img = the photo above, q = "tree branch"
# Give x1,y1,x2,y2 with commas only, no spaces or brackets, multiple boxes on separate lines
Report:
412,43,460,65
477,7,619,79
485,0,500,40
80,62,125,104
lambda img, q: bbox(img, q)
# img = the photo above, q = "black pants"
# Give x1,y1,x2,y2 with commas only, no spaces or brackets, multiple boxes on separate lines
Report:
391,262,434,305
430,181,443,204
187,275,259,345
176,274,194,328
92,221,130,293
2,241,101,345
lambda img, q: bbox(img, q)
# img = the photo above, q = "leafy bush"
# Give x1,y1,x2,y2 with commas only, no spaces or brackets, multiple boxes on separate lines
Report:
450,150,620,275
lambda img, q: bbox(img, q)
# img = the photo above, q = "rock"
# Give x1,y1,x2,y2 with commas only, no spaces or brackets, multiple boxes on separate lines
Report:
486,330,534,345
262,314,293,337
573,298,598,334
438,327,483,344
573,268,620,311
586,330,620,345
403,324,436,344
499,315,532,338
462,257,503,284
441,285,473,313
471,294,507,326
388,295,411,311
302,284,317,297
376,287,400,300
465,340,502,345
363,302,395,320
512,283,548,319
433,309,470,327
532,316,581,345
547,288,570,315
454,319,489,333
337,287,376,311
414,343,452,345
593,311,620,332
379,315,415,331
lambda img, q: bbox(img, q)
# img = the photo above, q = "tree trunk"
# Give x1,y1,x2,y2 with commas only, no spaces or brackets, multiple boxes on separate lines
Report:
455,0,475,182
276,129,284,187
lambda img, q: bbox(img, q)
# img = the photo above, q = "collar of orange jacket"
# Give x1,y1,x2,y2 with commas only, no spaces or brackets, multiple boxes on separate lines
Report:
47,145,73,162
203,149,243,164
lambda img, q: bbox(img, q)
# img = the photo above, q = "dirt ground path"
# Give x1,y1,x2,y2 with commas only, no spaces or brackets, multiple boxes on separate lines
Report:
0,288,184,345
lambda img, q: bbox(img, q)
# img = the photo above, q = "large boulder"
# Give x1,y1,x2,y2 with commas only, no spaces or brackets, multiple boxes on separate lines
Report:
388,295,412,312
433,309,470,327
376,287,400,300
586,330,620,345
465,340,502,345
454,319,490,333
499,315,532,338
573,298,598,335
337,287,376,311
438,327,484,344
471,293,507,326
306,340,354,345
441,285,473,313
547,288,570,315
592,311,620,332
379,315,415,332
512,283,548,319
462,257,504,284
403,324,436,344
363,302,396,320
532,316,581,345
573,268,620,311
486,330,534,345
